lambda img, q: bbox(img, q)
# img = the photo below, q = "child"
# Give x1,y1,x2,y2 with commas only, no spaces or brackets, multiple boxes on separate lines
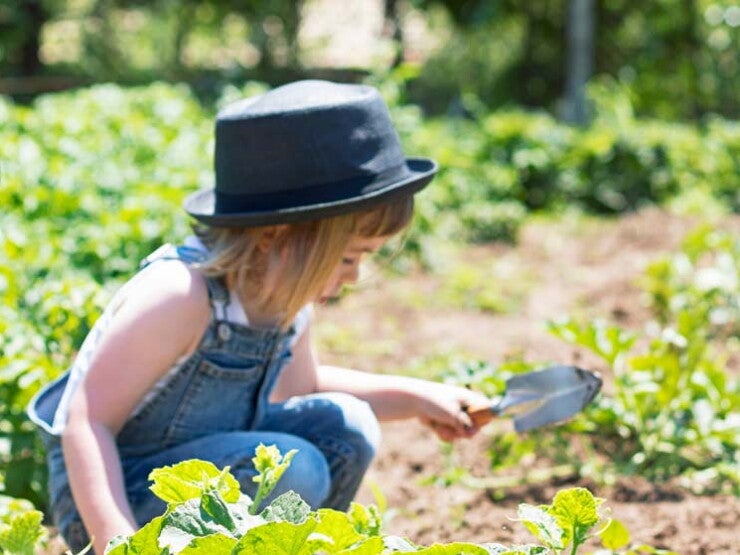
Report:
28,80,489,554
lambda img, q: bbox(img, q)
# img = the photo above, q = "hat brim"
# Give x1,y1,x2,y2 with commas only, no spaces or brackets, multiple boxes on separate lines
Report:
183,157,438,227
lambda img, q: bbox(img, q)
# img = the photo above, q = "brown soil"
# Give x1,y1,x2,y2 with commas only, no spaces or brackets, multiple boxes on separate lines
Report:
316,208,740,555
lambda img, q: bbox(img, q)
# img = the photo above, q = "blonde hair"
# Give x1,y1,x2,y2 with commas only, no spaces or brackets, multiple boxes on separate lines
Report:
193,195,414,329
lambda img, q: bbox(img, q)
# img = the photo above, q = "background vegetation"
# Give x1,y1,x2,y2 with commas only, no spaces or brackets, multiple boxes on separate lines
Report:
1,0,738,119
0,0,737,549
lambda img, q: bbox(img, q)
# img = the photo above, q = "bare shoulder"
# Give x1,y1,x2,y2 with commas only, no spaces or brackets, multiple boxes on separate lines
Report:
111,259,212,351
72,260,214,431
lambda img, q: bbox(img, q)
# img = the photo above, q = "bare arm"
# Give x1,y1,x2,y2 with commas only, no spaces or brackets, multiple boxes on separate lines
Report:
271,321,489,442
270,323,319,401
62,262,210,553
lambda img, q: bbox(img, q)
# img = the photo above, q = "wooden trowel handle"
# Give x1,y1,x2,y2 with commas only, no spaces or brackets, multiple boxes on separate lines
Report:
463,403,496,428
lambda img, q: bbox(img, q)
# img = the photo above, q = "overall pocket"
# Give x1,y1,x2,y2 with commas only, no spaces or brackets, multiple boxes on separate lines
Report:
165,357,265,443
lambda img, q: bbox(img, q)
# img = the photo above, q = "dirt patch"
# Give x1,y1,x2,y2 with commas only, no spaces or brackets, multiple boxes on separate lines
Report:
317,208,739,555
359,419,739,554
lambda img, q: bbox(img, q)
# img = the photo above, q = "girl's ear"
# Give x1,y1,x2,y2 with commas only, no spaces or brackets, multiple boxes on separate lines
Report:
256,225,290,253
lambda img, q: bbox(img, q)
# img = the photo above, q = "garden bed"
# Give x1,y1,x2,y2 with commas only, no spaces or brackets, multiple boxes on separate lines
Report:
316,208,739,555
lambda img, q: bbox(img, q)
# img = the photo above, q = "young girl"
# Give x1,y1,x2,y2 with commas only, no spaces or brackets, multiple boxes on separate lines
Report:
29,80,489,554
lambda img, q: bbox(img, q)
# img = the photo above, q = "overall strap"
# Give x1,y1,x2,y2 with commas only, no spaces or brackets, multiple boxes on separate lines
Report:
203,276,230,322
139,243,231,322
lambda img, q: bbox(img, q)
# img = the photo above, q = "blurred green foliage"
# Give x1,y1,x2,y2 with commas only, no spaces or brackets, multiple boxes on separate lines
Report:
548,250,739,492
1,0,738,120
0,82,209,509
399,77,739,251
410,0,739,119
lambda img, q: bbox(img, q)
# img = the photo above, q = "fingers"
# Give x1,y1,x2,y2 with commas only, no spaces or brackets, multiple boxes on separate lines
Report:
424,415,478,442
415,383,489,441
434,423,458,442
456,387,491,408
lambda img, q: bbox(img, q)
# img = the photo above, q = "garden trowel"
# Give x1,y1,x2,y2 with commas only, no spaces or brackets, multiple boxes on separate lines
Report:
464,365,602,432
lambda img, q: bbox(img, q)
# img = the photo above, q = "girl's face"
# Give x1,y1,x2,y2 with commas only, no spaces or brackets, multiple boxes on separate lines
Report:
318,235,388,304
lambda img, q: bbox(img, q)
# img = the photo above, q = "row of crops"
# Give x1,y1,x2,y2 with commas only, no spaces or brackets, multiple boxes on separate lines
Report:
428,225,738,496
0,81,738,553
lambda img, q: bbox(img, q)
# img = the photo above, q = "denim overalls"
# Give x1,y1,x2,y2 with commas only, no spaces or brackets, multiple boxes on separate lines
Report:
28,243,381,552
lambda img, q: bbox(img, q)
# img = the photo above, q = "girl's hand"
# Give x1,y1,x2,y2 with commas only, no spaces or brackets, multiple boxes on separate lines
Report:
414,382,491,442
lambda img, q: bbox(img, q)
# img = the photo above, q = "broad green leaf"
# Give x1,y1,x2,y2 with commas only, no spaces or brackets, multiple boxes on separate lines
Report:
104,516,166,554
550,488,602,527
227,495,265,537
178,533,235,554
201,490,235,531
516,504,564,550
306,509,365,552
0,510,45,555
127,516,167,554
414,541,498,554
382,535,418,552
336,536,385,554
599,518,631,550
485,547,547,555
232,518,318,555
261,491,311,524
148,460,241,504
159,499,232,552
549,488,603,546
105,536,128,555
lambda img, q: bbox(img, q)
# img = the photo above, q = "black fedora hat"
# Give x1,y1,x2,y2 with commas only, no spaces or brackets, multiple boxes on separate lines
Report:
184,80,437,227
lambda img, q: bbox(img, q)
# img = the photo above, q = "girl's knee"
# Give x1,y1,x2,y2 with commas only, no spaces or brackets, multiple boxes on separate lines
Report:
303,393,381,511
326,393,380,458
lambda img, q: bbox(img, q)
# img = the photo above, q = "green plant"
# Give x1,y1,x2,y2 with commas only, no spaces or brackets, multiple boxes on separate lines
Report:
433,226,738,494
642,225,739,339
545,227,739,491
548,315,738,492
105,445,672,554
0,496,42,555
0,495,89,555
514,487,674,555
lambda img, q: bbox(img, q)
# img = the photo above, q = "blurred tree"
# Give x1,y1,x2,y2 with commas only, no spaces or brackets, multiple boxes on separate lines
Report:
408,0,738,119
0,0,55,76
1,0,306,82
83,0,305,75
2,0,736,119
384,0,404,67
563,0,594,125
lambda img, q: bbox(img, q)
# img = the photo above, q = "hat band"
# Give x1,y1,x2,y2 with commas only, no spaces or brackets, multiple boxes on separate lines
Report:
214,163,411,215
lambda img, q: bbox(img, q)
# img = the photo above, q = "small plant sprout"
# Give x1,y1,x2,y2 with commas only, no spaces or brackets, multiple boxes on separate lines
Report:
514,487,636,555
249,443,298,515
0,509,46,555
